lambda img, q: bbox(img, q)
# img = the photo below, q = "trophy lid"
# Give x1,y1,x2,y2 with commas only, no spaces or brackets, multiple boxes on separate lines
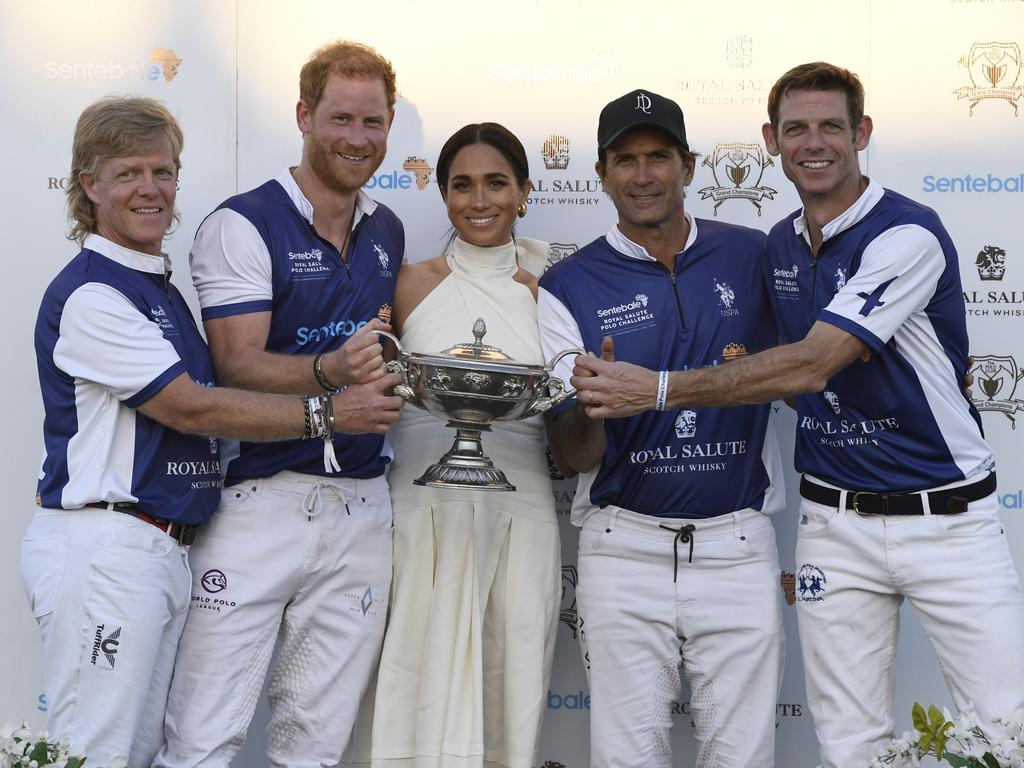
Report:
442,318,513,361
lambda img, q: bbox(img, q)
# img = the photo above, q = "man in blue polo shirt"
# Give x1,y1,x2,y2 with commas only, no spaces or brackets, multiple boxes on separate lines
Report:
155,41,405,768
571,63,1024,768
538,89,785,768
27,96,402,768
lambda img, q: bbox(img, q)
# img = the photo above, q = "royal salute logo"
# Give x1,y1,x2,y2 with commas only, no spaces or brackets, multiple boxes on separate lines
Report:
823,390,841,415
796,564,827,602
780,571,796,606
560,565,579,638
541,135,571,170
969,354,1024,426
401,157,433,190
377,303,393,325
546,242,578,268
698,143,777,216
976,245,1008,280
955,42,1024,116
674,410,697,439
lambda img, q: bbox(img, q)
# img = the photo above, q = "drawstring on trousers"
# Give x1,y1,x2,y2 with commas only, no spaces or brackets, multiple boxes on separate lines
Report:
658,522,696,583
301,482,355,522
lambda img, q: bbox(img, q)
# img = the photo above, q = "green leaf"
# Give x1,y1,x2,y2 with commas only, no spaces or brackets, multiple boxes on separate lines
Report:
28,739,51,763
928,705,946,729
67,758,85,768
982,754,1001,768
941,756,972,768
912,702,929,732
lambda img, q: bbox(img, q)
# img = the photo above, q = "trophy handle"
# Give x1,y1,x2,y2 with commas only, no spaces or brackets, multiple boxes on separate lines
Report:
530,347,586,414
373,330,420,405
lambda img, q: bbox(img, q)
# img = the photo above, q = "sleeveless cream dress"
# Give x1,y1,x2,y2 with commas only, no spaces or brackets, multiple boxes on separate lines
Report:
370,237,560,768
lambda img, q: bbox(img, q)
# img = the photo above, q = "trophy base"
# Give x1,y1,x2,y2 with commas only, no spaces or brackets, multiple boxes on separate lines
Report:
413,423,516,491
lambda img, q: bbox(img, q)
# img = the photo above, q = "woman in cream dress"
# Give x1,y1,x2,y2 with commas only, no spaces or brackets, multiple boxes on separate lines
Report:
370,124,561,768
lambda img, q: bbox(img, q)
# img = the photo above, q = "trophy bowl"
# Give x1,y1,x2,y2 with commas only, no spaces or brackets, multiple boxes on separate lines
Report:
376,318,583,491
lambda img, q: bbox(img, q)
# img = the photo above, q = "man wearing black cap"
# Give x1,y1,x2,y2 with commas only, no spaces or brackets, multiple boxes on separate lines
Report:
537,90,784,767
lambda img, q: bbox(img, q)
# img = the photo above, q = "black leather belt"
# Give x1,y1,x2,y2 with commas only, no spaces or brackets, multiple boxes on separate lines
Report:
799,473,997,515
85,501,199,545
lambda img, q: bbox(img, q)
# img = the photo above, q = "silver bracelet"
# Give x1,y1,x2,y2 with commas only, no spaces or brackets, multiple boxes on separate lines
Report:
655,370,669,412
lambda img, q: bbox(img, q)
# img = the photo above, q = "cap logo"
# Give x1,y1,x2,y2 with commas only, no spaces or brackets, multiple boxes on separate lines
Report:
635,92,652,114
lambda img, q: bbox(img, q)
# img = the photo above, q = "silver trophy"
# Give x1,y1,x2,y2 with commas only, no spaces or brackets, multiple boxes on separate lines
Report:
376,319,582,491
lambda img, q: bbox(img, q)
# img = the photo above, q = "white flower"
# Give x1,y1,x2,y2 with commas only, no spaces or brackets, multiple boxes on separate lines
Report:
107,756,129,768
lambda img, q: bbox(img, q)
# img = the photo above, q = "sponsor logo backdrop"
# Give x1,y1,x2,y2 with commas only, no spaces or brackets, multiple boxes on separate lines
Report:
1,1,1022,765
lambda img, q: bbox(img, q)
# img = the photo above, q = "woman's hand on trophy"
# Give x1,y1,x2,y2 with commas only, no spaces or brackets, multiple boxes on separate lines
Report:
323,318,391,386
331,372,405,435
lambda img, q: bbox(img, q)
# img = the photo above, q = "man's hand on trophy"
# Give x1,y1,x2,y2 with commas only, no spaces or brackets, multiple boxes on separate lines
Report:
571,336,659,419
331,372,405,435
323,318,391,386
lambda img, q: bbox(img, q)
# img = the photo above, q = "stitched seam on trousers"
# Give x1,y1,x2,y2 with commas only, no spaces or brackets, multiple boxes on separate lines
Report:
645,659,681,768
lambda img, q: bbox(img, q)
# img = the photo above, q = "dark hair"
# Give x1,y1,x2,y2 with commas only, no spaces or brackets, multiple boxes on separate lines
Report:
766,61,865,132
300,40,398,112
436,122,530,191
597,139,697,170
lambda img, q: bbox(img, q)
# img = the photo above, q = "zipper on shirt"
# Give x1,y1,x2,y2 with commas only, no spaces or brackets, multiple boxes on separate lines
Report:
669,270,688,331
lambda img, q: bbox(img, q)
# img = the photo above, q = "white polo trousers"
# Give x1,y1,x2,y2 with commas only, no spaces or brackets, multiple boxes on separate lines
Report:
20,507,192,768
795,492,1024,768
577,506,783,768
155,471,393,768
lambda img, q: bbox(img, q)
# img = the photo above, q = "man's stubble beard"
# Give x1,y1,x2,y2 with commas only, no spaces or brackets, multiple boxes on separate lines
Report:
307,135,385,196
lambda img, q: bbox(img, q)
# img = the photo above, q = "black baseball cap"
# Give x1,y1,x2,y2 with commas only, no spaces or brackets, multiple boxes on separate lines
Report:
597,89,688,151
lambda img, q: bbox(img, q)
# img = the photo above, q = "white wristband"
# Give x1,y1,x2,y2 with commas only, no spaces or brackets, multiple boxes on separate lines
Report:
655,370,669,412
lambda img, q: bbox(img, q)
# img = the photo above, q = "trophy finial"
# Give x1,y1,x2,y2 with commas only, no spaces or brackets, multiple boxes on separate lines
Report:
472,318,487,352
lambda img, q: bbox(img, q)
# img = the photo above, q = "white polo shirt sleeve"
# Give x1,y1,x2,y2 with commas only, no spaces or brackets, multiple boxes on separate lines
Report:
53,283,185,408
189,208,274,319
538,286,586,412
818,224,945,351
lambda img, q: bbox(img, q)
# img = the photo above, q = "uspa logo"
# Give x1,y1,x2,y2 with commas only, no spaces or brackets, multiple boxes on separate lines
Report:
970,354,1024,425
541,135,571,170
401,157,433,190
698,143,777,216
46,48,182,82
955,41,1023,116
976,245,1007,280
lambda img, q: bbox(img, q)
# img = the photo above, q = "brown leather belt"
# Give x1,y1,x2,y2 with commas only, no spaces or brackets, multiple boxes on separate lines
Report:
85,501,199,545
799,473,997,515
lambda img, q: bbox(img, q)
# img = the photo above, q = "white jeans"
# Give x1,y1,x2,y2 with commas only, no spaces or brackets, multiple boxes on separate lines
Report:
20,507,192,768
155,471,393,768
795,492,1024,768
577,506,783,768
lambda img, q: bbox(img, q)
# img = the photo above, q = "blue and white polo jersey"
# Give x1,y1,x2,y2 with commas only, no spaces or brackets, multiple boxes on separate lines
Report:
765,180,993,492
35,235,221,525
538,214,784,522
190,170,404,484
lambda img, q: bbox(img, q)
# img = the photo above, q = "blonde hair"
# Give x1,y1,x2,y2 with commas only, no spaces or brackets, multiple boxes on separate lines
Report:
67,96,183,244
299,40,397,112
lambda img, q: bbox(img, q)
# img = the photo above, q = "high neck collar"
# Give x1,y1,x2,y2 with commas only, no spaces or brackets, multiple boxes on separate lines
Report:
447,237,519,278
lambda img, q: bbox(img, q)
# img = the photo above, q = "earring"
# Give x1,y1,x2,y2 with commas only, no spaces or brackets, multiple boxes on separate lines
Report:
517,202,527,218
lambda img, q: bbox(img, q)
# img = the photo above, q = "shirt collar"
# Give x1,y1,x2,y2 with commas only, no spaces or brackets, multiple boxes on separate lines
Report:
792,178,884,244
276,167,377,228
605,208,699,261
83,233,171,275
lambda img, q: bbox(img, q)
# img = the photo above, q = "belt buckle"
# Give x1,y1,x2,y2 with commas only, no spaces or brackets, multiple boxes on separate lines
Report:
851,492,888,515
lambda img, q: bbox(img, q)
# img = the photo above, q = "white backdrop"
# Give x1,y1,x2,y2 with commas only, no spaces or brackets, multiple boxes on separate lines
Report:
2,1,1023,765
